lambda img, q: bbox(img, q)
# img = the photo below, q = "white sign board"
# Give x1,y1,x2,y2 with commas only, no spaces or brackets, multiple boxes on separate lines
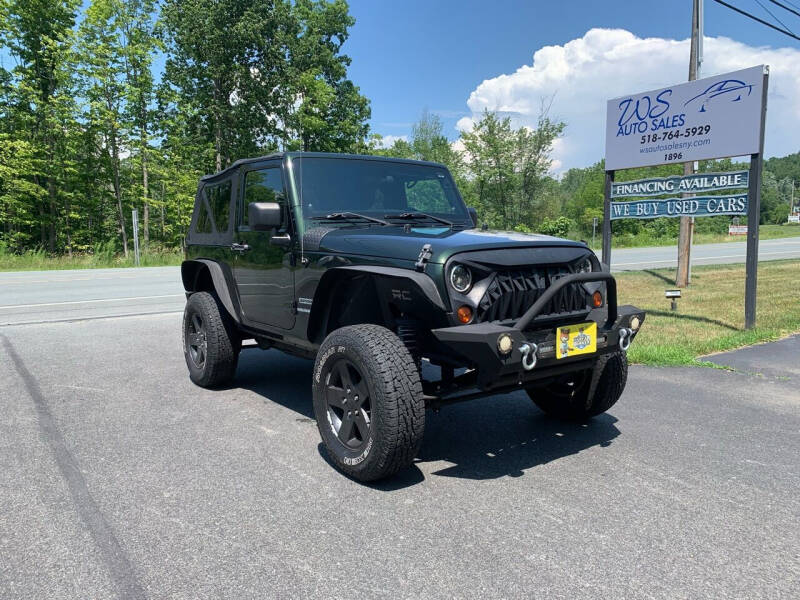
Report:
729,224,748,235
605,65,766,171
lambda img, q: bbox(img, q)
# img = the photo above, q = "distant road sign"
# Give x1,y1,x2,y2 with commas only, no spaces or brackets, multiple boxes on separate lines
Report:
728,224,748,235
605,65,767,170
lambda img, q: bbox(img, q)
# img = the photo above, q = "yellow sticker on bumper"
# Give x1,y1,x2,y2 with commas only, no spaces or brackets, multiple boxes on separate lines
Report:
555,322,597,359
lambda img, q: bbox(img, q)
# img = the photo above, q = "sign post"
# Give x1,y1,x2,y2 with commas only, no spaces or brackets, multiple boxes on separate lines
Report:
603,65,769,329
602,170,614,266
132,209,141,267
745,70,769,329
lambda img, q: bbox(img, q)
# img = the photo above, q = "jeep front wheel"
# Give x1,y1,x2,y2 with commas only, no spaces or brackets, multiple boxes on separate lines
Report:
182,291,241,388
526,351,628,420
312,325,425,481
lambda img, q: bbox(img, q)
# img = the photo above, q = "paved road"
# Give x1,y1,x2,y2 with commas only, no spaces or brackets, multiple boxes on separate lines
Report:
1,272,799,597
1,236,799,327
0,267,184,326
610,235,800,270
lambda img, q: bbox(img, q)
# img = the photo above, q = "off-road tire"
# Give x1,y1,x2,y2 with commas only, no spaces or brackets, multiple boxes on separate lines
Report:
312,324,425,481
183,291,241,388
526,351,628,420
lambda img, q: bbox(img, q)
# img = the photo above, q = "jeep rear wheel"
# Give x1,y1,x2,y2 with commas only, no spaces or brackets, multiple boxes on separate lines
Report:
526,351,628,420
183,291,241,388
312,325,425,481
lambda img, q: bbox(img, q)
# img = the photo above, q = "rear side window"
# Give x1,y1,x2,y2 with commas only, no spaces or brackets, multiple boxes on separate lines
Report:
208,181,232,232
242,168,285,226
195,198,213,233
191,178,234,243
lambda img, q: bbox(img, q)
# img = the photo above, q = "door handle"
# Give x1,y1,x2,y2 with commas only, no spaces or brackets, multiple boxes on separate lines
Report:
231,242,250,253
270,233,292,248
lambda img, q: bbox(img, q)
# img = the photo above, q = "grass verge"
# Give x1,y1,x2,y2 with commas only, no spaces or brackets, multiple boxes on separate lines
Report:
0,246,183,271
617,259,800,366
587,223,800,250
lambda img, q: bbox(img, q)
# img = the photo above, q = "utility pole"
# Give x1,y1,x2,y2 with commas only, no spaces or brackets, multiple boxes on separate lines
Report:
677,0,703,287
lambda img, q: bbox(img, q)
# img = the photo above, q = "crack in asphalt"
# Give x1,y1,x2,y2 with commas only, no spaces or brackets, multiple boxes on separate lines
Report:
0,334,147,600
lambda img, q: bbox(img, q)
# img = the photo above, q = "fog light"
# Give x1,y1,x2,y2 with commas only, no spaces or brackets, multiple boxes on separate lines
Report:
457,305,473,324
630,316,641,331
497,333,513,355
592,291,603,308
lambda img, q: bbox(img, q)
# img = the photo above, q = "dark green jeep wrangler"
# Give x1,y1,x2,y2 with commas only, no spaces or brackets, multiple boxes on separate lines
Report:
181,152,644,481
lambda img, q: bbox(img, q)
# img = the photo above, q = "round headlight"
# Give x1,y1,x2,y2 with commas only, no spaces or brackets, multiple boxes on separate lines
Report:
450,264,472,293
575,257,593,273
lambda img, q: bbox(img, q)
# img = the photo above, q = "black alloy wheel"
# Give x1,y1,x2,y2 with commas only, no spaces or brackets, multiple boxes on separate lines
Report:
182,291,240,388
186,312,208,369
324,359,372,451
312,324,425,481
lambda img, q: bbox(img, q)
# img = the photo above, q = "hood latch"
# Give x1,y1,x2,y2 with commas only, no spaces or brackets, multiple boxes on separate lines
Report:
415,243,433,272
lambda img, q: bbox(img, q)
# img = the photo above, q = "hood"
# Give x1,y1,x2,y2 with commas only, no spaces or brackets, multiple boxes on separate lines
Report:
312,225,587,264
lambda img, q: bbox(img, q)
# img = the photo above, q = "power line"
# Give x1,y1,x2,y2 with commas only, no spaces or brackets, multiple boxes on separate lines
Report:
711,0,800,41
757,0,796,35
768,0,800,19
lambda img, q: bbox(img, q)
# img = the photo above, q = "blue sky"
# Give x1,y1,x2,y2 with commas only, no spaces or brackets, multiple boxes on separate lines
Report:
4,1,799,169
345,0,800,168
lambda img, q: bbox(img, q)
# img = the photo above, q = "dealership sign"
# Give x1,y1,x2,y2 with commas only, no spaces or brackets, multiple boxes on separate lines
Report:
610,194,747,220
610,170,748,198
605,65,767,171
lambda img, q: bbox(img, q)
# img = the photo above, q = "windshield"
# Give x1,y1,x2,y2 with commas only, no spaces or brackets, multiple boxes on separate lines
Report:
291,157,469,225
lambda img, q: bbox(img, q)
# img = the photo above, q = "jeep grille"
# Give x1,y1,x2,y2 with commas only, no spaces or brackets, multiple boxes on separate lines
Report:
477,267,592,324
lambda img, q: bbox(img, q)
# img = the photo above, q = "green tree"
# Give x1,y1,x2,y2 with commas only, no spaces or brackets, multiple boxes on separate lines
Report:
161,0,294,172
78,0,131,256
284,0,370,152
2,0,80,252
461,110,564,230
118,0,160,246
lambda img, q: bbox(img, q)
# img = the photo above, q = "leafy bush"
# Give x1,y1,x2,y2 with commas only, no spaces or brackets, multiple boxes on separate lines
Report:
537,216,575,238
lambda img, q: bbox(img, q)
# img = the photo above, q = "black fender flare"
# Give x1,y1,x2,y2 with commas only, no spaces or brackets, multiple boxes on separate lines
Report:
306,265,448,343
180,259,240,323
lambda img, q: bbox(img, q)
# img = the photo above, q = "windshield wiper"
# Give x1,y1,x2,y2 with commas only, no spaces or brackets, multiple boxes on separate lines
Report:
384,212,454,227
310,212,390,226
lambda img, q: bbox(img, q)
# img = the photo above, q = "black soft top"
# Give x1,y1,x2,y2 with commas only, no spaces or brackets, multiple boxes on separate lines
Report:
199,152,448,183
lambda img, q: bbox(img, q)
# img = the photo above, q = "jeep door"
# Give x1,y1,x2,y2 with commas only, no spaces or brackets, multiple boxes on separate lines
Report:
233,161,296,329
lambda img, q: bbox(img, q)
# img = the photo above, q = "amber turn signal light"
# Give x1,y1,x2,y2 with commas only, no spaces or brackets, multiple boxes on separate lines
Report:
457,305,473,324
592,291,603,308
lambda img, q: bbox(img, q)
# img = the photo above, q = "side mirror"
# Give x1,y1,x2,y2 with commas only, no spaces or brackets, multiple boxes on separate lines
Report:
248,202,282,231
467,206,478,227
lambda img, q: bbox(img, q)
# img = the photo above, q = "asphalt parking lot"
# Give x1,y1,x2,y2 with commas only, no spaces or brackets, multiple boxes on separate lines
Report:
1,301,799,599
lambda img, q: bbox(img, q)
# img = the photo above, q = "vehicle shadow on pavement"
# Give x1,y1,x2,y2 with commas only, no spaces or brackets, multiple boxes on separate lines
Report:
418,397,620,480
232,350,620,485
232,349,316,418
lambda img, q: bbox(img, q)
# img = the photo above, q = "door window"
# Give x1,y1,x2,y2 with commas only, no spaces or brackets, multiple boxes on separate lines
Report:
242,168,285,227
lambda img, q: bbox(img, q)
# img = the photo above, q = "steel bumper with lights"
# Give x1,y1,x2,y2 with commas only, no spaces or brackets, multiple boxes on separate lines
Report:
431,272,645,390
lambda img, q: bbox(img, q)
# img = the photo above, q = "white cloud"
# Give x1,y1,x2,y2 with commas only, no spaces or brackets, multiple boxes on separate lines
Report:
373,134,409,149
460,28,800,172
455,116,474,133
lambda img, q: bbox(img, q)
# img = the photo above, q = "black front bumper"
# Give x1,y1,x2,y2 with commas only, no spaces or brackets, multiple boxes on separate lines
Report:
431,272,645,390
